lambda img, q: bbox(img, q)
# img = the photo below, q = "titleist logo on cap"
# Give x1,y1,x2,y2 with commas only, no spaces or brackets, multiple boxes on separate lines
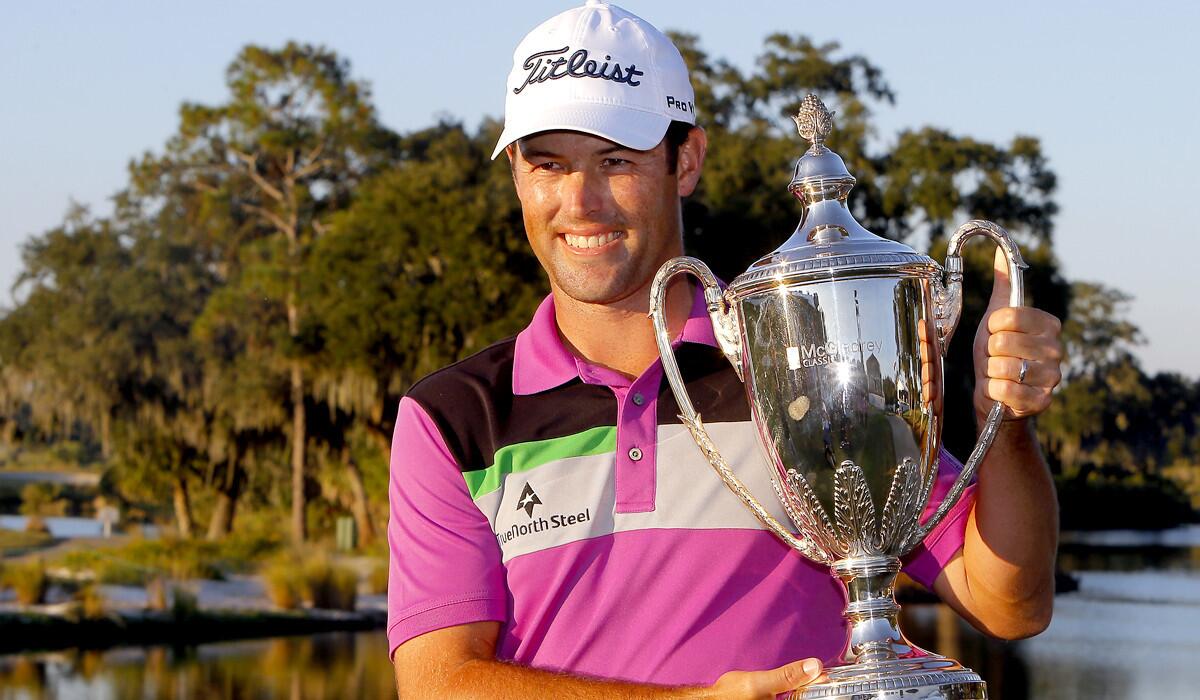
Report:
514,46,645,95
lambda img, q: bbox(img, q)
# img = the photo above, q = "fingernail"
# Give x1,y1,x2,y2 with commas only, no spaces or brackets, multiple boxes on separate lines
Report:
802,658,821,677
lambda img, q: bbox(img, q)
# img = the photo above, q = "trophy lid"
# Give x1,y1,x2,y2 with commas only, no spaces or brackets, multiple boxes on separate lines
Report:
728,95,937,296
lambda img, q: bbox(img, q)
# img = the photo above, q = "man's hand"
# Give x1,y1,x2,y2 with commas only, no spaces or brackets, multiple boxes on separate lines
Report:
709,658,824,699
972,247,1063,421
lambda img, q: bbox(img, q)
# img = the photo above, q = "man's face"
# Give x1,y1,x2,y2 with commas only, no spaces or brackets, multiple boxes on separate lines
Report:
508,128,704,308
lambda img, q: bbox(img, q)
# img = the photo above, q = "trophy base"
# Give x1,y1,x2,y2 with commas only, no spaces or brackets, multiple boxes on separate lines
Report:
797,655,986,699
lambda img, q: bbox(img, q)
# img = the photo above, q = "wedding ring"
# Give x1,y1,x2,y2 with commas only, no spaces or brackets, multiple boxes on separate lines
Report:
1018,358,1029,385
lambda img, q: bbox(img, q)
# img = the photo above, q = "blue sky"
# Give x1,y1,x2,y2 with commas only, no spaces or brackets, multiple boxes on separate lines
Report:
2,0,1197,375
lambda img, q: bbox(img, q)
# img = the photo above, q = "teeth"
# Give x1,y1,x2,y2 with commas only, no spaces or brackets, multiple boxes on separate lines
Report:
565,232,622,249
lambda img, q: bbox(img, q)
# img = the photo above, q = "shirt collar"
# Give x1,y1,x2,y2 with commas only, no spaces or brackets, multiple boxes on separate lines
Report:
512,284,718,396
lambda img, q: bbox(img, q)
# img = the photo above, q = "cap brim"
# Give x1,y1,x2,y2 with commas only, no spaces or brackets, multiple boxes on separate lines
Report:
491,103,672,160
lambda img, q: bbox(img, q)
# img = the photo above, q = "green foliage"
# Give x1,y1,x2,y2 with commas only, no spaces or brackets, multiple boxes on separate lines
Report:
300,556,357,611
0,529,53,556
261,557,303,610
0,34,1193,541
53,533,281,585
668,32,1058,283
366,560,388,596
1057,472,1197,530
2,559,49,605
71,583,108,620
171,584,200,621
19,483,66,517
260,549,357,610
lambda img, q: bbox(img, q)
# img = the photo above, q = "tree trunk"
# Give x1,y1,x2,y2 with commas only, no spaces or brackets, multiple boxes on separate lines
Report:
99,410,112,460
207,465,244,540
343,449,376,545
173,475,194,539
290,357,308,543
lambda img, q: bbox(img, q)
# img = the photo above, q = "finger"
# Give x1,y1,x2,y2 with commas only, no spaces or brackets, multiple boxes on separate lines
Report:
764,658,823,694
986,306,1062,336
987,331,1063,363
986,356,1062,389
982,379,1053,416
985,245,1011,312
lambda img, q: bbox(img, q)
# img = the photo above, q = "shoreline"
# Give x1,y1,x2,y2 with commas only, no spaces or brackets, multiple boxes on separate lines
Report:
0,606,385,656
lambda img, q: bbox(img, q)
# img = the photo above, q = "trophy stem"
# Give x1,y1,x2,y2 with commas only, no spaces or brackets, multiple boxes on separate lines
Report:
832,556,913,664
796,556,987,699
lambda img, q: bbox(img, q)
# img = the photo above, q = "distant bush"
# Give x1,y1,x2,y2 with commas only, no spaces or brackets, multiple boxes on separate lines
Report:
19,483,66,517
72,583,107,620
23,515,50,535
301,555,358,611
0,529,53,555
171,584,199,620
1058,471,1200,530
53,532,282,585
2,559,49,605
145,576,168,610
367,561,388,596
262,558,303,610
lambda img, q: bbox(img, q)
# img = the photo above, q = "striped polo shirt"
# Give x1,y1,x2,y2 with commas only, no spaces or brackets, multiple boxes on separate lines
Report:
386,289,973,685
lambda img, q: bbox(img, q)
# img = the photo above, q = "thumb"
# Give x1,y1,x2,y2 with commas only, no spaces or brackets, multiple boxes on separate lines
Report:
760,658,824,695
985,244,1011,314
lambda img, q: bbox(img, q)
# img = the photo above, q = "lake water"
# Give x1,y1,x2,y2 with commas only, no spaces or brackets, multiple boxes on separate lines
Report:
1,526,1198,699
0,516,104,538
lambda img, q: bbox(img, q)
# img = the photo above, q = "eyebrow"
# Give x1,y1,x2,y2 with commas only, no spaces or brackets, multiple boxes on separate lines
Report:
517,142,642,161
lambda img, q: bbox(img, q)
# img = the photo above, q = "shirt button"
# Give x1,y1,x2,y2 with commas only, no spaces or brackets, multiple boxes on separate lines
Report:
628,447,643,462
632,393,645,406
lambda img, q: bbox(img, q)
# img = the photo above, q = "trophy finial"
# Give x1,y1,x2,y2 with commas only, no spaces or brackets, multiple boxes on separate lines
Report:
792,94,835,149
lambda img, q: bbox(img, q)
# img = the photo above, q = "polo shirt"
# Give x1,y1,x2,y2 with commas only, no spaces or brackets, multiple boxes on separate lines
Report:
387,289,974,685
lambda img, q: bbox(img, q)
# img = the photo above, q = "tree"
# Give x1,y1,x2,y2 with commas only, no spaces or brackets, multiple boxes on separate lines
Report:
304,120,546,539
0,206,131,459
137,42,398,541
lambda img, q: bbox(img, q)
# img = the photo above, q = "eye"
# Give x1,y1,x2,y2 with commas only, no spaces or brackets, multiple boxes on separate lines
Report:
601,157,631,167
532,160,564,172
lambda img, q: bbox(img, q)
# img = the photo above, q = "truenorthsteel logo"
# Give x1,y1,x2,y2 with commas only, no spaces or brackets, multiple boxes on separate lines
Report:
496,482,593,547
515,482,542,518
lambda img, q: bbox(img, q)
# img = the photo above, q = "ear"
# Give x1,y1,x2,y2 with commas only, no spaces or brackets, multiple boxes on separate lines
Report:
505,144,521,196
675,126,707,197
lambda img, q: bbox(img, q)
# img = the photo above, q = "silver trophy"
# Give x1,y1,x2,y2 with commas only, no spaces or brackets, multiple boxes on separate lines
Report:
649,95,1027,699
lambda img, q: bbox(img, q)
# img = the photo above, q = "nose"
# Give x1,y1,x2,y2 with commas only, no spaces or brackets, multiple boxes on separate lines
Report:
559,168,606,219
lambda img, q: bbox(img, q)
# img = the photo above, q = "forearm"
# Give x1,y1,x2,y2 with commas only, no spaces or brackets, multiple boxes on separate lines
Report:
417,658,709,700
960,417,1058,636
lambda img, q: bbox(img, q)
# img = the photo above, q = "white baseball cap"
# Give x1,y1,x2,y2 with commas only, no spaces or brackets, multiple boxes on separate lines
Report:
491,0,696,160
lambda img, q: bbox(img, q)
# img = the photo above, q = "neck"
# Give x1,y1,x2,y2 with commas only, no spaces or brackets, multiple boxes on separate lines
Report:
552,278,694,379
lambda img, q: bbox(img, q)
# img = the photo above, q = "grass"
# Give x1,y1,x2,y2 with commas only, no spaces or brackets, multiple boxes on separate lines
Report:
53,532,283,585
72,583,108,620
2,559,49,605
260,550,359,611
0,529,54,556
366,561,388,596
262,558,303,610
302,558,358,611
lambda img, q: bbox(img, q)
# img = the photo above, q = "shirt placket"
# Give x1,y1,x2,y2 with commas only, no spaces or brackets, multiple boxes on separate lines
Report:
576,361,662,514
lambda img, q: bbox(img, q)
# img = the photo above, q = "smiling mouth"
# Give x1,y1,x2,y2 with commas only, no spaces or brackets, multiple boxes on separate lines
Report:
563,231,624,250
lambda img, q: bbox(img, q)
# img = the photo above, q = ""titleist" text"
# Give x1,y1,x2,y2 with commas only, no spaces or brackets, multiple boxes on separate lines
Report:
514,46,644,94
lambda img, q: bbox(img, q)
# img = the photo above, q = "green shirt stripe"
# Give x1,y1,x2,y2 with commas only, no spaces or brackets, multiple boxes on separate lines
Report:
463,426,617,499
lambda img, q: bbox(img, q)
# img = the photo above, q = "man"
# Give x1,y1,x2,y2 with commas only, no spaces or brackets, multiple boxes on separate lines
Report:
388,2,1061,697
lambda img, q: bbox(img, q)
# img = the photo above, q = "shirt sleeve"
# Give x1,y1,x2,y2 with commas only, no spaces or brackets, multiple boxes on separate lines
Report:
387,396,508,659
901,447,976,590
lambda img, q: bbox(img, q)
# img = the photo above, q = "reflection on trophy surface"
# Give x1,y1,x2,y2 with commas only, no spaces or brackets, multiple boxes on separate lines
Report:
650,95,1029,699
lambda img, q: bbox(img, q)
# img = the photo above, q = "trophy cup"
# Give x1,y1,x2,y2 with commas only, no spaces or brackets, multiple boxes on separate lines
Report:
649,95,1027,699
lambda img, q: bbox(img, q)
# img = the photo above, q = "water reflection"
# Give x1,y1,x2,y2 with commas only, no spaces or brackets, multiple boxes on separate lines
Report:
901,525,1200,699
2,528,1199,699
0,632,395,700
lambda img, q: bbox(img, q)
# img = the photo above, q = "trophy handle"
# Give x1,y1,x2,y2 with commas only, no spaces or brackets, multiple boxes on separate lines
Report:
914,220,1028,543
649,257,826,561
